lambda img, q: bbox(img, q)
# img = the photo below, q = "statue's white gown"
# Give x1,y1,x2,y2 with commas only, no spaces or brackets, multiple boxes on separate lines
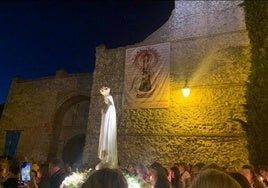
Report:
98,95,118,168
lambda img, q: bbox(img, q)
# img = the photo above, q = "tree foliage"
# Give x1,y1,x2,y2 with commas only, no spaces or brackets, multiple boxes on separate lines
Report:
243,0,268,166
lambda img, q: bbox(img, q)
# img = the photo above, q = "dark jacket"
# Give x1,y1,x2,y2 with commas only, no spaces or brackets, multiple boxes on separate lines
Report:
38,175,50,188
49,168,68,188
3,177,19,188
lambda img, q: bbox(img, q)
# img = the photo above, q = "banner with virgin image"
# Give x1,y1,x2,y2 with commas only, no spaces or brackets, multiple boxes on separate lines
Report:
123,43,170,109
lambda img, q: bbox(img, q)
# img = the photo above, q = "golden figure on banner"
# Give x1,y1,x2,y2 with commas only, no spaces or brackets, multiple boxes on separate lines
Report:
132,48,159,98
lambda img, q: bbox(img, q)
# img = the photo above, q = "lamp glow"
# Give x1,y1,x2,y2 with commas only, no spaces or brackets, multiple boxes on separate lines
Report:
182,87,190,97
182,79,190,97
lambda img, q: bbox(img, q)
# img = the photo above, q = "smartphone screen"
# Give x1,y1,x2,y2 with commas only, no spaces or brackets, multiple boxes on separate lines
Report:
20,161,31,182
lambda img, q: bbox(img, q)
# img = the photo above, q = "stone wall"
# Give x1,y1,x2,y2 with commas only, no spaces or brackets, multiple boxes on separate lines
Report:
0,70,92,163
83,1,251,168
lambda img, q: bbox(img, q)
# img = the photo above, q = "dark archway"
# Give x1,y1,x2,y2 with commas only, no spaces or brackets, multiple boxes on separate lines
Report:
62,134,85,169
48,95,90,161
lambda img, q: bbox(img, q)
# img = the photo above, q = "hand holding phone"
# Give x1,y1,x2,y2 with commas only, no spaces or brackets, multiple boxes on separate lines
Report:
20,161,31,182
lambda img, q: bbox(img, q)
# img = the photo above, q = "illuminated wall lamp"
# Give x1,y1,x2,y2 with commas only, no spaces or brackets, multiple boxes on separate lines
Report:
182,79,190,97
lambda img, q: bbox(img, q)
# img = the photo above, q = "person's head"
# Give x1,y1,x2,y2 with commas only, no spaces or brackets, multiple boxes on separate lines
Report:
148,162,163,179
259,165,268,180
240,164,256,184
135,163,148,179
191,162,206,178
100,86,110,96
8,159,20,176
191,169,241,188
48,158,64,176
37,164,49,178
150,162,163,170
177,162,188,174
0,162,9,178
170,166,183,188
81,168,128,188
127,163,136,174
31,169,37,178
170,166,180,179
229,172,251,188
149,162,170,188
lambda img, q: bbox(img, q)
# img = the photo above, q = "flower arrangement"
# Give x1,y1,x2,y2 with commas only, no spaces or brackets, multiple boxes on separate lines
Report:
60,168,93,188
123,172,150,188
60,168,150,188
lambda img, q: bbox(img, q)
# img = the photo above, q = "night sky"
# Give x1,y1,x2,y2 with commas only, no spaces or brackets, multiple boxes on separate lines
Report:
0,1,174,104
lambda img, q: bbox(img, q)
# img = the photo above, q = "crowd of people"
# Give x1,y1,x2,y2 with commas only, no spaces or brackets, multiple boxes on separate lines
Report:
115,161,268,188
1,157,268,188
0,158,70,188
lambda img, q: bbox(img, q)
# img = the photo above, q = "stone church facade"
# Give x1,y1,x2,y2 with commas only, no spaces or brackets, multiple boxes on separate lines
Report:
83,1,250,168
0,70,92,167
0,1,251,168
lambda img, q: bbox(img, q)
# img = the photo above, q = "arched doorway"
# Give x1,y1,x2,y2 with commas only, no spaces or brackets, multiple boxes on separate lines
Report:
48,95,89,162
62,134,85,170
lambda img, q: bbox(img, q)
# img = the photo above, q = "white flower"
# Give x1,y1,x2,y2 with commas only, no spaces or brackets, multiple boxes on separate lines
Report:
60,168,150,188
60,168,93,188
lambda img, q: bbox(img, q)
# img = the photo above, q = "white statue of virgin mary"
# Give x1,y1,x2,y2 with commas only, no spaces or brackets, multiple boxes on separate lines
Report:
97,86,118,169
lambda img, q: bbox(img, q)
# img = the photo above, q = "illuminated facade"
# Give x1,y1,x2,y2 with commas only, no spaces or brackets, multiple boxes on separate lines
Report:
83,1,250,168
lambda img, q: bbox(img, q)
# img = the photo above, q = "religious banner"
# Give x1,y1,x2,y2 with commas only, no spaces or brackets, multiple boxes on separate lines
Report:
123,42,170,109
3,130,21,158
